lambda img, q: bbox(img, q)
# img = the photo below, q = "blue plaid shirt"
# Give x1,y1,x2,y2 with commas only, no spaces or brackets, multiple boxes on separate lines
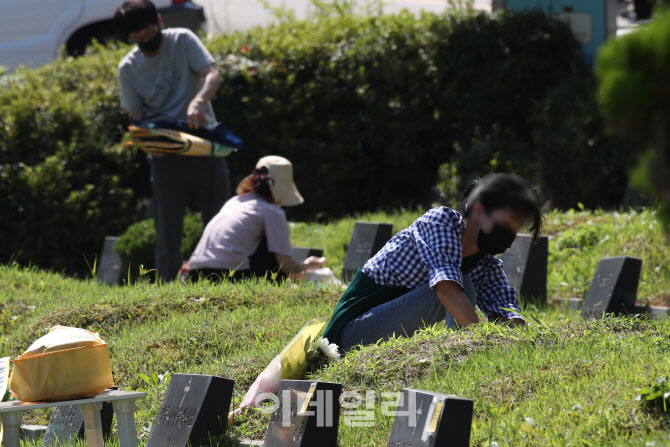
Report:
362,207,524,321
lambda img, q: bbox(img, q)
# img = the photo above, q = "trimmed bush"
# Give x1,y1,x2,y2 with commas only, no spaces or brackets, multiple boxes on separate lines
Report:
0,46,149,275
114,212,204,279
0,9,631,274
211,9,622,216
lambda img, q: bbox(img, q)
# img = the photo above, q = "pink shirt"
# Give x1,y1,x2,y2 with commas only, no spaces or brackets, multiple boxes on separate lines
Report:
188,193,292,270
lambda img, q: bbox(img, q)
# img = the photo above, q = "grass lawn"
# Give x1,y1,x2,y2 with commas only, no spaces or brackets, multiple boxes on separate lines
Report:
1,208,669,446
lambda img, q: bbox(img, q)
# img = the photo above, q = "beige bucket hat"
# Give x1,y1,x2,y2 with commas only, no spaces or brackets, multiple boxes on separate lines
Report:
256,155,304,207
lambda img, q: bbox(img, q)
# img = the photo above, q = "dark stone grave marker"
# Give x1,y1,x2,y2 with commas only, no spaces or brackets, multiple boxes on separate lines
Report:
500,234,548,302
292,247,324,263
387,388,473,447
265,379,342,447
581,256,643,319
21,425,47,443
96,236,122,285
342,222,393,282
42,402,114,446
145,374,234,447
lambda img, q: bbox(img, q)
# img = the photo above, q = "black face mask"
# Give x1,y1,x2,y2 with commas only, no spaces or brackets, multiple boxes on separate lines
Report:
138,28,163,54
477,222,517,255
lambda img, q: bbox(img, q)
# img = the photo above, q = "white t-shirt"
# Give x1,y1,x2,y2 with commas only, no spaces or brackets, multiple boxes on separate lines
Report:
118,28,217,126
187,193,293,270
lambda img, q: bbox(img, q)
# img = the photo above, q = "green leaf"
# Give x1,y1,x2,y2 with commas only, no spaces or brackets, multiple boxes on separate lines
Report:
138,373,152,386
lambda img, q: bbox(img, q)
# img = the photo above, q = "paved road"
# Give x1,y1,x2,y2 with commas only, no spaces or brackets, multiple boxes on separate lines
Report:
200,0,491,35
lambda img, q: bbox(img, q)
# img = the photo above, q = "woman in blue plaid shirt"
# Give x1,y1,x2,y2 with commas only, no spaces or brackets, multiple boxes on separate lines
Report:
323,173,543,354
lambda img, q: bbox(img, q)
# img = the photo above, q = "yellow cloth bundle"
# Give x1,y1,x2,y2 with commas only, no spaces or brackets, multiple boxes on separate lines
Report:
126,125,234,157
9,326,114,402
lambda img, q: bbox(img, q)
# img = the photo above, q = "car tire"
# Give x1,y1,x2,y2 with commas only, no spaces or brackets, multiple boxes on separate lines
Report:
66,20,118,57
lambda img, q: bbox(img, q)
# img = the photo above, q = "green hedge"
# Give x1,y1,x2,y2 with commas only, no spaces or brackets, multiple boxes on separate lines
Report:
0,9,631,275
212,9,630,214
0,47,149,275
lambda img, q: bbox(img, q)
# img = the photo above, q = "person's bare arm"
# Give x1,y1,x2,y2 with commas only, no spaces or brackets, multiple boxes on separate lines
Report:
274,254,326,276
435,280,480,328
187,64,222,130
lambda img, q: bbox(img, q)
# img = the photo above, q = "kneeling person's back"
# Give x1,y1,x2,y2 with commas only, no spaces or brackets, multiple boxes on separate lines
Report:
188,192,291,271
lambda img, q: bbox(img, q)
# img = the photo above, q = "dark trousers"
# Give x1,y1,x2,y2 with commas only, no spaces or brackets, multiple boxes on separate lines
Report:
151,154,231,281
188,237,287,283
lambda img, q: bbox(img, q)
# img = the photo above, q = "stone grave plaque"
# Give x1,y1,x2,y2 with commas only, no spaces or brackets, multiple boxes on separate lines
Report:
96,236,122,285
387,389,473,447
581,256,642,319
500,234,548,303
292,247,324,263
21,425,47,442
145,374,235,447
42,401,114,446
265,380,342,447
342,222,393,282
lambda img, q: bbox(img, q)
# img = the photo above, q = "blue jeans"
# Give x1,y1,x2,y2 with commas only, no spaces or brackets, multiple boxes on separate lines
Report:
338,275,476,353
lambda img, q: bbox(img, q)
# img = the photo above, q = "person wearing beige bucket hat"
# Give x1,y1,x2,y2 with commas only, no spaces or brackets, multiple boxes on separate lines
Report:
253,155,304,207
182,156,324,282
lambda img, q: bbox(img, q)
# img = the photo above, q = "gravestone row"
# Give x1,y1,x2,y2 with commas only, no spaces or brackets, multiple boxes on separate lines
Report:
101,220,647,316
99,224,554,306
40,376,234,447
264,380,473,447
42,375,473,446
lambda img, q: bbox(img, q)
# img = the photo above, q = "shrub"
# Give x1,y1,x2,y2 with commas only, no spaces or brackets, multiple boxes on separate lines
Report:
114,212,204,276
597,11,670,222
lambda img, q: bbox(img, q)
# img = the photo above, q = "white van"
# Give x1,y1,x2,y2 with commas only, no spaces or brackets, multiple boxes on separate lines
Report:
0,0,205,71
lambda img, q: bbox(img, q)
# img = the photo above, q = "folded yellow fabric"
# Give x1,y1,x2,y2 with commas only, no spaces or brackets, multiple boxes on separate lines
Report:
126,125,234,157
9,326,114,402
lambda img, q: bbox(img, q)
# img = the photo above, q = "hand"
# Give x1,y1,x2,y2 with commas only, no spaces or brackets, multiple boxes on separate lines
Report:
289,270,308,282
186,98,207,130
303,256,326,272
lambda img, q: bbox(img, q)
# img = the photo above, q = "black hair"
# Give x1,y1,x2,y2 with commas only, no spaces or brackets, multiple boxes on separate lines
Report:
251,167,274,201
458,173,544,241
114,0,159,38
